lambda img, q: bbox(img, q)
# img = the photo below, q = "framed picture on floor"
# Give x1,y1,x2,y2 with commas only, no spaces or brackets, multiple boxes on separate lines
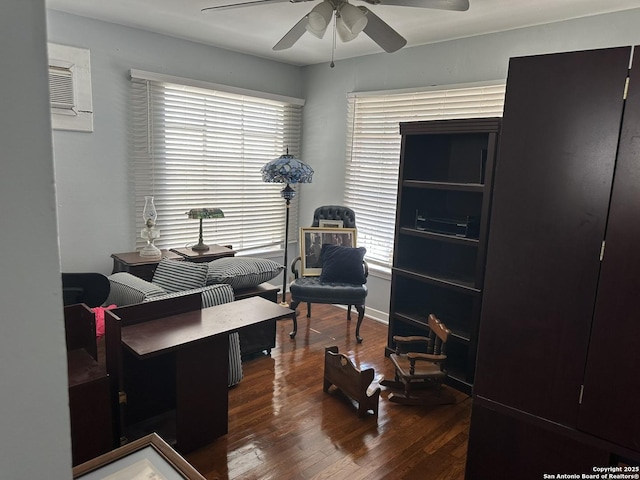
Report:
73,433,205,480
300,227,357,276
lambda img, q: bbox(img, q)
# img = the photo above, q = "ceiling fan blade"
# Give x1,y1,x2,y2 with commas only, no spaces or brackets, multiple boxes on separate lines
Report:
202,0,313,13
365,0,469,11
273,15,310,51
359,7,407,53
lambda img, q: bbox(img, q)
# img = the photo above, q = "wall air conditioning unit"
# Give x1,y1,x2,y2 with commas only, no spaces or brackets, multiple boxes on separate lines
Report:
49,64,75,112
47,43,93,132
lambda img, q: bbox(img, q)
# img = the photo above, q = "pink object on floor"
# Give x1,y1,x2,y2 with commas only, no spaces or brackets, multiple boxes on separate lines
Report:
91,304,117,338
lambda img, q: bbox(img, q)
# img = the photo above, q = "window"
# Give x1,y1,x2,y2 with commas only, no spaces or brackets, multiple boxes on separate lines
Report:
130,70,304,253
345,82,506,269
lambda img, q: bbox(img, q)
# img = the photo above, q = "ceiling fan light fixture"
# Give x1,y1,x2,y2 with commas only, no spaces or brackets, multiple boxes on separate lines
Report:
336,15,358,42
339,2,367,35
306,24,327,39
306,1,333,38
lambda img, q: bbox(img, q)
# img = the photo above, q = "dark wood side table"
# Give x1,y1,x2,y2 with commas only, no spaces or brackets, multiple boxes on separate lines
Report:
234,283,280,359
111,246,235,282
170,245,236,263
234,283,279,302
111,250,182,282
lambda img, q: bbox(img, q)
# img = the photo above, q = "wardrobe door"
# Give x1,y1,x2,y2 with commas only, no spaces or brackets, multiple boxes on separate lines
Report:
578,46,640,451
466,404,611,480
474,47,630,426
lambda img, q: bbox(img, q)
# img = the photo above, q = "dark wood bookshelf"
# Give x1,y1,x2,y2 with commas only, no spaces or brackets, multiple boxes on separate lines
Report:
387,117,500,395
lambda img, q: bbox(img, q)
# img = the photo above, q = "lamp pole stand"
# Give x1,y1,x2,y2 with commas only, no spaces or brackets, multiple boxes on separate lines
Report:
280,184,295,307
260,151,313,306
192,218,210,251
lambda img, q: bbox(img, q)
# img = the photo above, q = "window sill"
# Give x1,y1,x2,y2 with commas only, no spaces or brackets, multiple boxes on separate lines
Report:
367,263,391,281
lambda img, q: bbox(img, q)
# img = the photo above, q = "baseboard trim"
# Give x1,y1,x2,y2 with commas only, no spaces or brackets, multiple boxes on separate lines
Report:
334,304,388,325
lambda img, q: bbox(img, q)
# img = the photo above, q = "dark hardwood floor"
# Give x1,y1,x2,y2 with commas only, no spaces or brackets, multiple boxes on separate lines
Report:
186,302,471,480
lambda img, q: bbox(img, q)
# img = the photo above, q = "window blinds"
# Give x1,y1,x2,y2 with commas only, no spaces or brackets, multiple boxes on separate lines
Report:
345,82,506,268
130,70,304,253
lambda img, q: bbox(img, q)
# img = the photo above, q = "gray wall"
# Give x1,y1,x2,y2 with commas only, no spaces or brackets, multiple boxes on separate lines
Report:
1,1,71,477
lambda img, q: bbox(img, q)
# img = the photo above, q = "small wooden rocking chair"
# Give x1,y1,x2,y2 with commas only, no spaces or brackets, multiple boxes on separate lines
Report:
381,314,456,406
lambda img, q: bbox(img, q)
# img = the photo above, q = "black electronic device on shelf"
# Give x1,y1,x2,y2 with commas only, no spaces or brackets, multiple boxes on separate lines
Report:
415,212,480,238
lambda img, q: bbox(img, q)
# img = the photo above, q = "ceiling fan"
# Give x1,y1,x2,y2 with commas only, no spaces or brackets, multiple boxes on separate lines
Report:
202,0,469,59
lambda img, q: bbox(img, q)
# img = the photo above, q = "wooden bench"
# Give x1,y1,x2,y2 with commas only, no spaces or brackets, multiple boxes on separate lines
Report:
323,346,380,417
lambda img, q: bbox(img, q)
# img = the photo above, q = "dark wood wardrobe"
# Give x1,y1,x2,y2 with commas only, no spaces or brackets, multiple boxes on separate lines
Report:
465,46,640,478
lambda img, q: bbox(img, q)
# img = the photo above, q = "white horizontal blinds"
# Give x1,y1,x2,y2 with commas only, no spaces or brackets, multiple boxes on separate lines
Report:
131,75,303,252
345,83,506,267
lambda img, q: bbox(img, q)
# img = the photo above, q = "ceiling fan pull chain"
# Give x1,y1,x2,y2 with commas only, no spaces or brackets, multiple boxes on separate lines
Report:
330,13,337,68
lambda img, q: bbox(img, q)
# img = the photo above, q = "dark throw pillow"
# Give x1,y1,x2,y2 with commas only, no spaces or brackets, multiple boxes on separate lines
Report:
319,244,367,284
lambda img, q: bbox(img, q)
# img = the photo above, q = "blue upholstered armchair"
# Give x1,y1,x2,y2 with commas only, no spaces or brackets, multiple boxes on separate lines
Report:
289,206,369,343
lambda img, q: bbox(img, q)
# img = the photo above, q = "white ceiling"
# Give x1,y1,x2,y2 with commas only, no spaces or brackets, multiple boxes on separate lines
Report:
45,0,640,66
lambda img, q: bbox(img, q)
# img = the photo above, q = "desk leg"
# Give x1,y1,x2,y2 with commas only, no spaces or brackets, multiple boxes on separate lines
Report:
176,335,228,453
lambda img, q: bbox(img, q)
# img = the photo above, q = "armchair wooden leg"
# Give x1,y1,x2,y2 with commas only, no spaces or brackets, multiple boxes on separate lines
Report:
306,302,311,318
289,300,300,338
355,304,365,343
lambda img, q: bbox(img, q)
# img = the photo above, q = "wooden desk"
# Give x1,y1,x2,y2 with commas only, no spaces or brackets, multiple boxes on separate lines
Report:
107,296,293,453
